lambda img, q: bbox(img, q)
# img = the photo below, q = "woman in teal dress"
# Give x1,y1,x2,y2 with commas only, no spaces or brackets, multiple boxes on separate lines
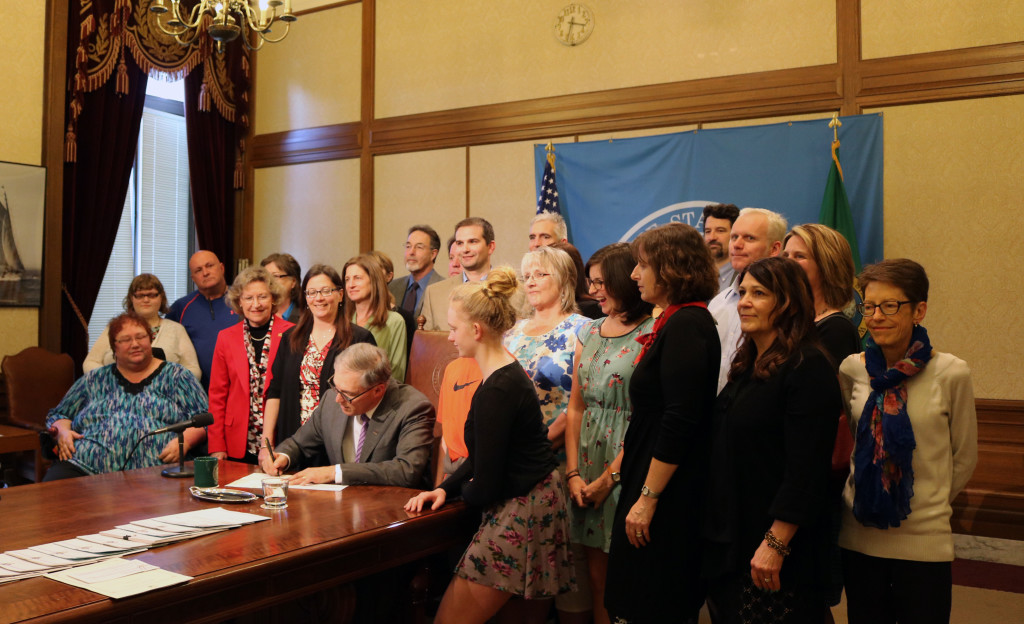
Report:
565,243,653,624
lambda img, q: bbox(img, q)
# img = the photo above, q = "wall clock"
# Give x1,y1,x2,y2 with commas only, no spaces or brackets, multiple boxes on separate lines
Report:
554,3,595,47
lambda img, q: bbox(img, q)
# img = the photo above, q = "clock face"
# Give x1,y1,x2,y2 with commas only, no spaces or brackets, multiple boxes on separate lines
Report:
554,3,595,47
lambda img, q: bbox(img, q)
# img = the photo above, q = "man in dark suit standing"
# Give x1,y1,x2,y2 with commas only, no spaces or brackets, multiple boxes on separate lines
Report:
261,343,435,488
387,224,444,319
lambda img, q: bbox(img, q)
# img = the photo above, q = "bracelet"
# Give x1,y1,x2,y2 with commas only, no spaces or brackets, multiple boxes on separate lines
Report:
567,474,584,482
565,469,581,480
764,529,791,557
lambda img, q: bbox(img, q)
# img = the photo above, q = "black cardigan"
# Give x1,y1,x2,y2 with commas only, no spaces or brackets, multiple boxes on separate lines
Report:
266,324,376,443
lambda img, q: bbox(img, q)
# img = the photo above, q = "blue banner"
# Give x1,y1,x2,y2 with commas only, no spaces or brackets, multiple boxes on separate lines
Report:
534,115,884,264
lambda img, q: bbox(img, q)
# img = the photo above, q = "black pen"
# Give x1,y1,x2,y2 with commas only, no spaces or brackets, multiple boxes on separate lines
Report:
262,437,276,462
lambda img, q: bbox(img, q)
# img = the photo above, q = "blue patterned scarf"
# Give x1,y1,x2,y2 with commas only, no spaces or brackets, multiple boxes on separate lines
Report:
852,324,931,528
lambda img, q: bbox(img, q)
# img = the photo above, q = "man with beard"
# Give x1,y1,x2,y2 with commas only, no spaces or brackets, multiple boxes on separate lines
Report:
702,203,740,295
388,225,444,318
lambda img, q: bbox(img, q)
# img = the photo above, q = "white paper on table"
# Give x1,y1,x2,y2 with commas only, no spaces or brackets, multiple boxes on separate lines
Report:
153,506,269,529
77,534,154,551
129,518,211,534
46,558,193,600
117,523,181,538
31,542,131,561
5,549,79,568
226,473,346,491
0,553,51,573
58,537,145,554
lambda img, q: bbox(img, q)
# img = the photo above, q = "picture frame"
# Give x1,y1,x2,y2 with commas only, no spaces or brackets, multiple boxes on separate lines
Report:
0,160,46,307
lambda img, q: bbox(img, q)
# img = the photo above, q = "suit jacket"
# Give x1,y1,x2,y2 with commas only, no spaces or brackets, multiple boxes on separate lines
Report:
420,273,531,331
208,316,295,458
388,270,444,318
276,379,436,488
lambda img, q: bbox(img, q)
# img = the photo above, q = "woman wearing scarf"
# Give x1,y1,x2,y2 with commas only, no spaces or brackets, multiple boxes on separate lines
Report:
208,266,295,464
703,257,840,623
604,223,720,624
838,259,977,624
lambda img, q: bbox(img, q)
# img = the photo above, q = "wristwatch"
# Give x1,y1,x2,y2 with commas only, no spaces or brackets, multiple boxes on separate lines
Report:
641,484,660,499
610,471,621,484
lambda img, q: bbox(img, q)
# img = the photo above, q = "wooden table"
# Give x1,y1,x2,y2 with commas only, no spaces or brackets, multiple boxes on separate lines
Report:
0,460,475,624
0,424,42,483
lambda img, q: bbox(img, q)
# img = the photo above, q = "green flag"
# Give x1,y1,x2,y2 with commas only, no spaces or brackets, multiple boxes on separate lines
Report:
819,140,863,271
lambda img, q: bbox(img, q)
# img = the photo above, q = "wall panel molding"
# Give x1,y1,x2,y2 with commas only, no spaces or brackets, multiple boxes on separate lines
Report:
249,123,361,167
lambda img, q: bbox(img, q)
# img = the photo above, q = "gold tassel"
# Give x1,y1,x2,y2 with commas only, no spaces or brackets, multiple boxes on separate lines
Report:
241,53,250,78
64,124,77,163
198,82,209,112
80,14,95,39
116,56,129,95
234,157,243,189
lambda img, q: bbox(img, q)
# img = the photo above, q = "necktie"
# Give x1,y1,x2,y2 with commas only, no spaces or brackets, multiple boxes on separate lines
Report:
355,415,369,462
401,282,419,314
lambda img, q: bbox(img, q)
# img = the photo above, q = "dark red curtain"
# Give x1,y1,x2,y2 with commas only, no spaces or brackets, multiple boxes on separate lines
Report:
184,65,238,273
61,46,149,369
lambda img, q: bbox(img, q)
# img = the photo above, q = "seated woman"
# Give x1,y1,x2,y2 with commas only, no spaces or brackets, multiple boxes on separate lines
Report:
704,257,841,623
262,264,375,453
44,311,208,481
83,273,201,378
839,259,977,624
208,266,295,464
261,252,303,322
405,267,574,624
344,253,408,382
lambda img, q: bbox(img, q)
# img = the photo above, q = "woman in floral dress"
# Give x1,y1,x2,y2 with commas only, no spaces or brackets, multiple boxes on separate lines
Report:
504,245,591,622
565,243,653,624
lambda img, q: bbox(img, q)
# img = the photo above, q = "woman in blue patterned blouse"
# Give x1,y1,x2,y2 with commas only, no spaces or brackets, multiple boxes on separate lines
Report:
44,311,208,481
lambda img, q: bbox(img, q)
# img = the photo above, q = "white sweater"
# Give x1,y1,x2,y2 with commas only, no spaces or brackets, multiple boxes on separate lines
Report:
837,351,978,562
83,319,202,379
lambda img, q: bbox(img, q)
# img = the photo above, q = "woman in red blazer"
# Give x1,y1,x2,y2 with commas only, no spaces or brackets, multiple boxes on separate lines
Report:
208,266,295,463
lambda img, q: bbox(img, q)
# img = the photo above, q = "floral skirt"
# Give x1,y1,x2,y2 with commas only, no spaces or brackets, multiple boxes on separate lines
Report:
456,470,577,599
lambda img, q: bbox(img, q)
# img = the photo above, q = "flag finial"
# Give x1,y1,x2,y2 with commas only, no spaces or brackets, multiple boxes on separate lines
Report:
545,142,556,172
829,112,842,142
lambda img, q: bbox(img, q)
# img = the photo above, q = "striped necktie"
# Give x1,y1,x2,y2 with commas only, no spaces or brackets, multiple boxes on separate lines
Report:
354,414,369,462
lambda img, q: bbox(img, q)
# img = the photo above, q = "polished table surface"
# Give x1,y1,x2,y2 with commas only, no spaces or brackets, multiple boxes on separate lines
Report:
0,460,474,624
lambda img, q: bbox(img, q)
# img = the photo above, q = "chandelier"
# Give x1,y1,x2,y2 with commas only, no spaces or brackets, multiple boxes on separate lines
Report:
150,0,297,52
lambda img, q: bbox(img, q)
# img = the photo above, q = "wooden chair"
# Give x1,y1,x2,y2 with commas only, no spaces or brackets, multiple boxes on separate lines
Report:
404,330,460,624
1,347,75,481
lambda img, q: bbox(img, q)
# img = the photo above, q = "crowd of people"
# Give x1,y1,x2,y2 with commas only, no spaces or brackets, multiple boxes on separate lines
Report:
42,209,977,624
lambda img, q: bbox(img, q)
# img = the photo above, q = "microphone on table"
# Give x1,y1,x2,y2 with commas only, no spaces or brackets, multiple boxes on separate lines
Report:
119,412,215,478
147,412,214,436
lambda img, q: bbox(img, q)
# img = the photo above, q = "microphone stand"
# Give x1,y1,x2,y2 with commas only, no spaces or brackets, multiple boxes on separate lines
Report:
161,431,193,478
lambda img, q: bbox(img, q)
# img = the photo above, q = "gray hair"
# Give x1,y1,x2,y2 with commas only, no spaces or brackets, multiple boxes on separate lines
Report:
530,211,567,242
334,343,392,388
738,207,788,245
226,265,285,316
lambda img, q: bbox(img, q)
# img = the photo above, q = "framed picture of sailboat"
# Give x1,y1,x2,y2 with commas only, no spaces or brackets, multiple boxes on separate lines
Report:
0,161,45,307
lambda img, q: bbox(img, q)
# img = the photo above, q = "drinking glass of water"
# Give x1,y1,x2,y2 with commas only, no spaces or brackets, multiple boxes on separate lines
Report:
261,477,289,510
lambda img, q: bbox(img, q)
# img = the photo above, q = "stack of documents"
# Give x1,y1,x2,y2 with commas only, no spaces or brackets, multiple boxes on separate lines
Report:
2,507,269,592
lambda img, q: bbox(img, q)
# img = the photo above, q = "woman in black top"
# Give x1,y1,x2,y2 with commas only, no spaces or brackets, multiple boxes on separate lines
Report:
783,224,861,367
783,223,862,618
262,265,374,460
604,223,720,624
405,267,573,624
704,257,841,624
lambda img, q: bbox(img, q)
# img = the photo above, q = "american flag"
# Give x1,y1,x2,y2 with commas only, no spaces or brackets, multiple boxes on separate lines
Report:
536,149,561,215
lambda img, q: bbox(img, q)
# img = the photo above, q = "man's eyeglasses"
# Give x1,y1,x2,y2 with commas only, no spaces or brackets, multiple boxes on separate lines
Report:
856,300,913,316
305,287,341,299
328,375,380,404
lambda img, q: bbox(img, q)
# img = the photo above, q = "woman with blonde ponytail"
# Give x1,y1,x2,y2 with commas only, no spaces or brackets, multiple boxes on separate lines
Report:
406,267,576,624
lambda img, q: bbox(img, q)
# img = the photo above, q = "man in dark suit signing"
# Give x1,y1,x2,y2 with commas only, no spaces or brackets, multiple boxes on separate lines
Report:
260,343,435,488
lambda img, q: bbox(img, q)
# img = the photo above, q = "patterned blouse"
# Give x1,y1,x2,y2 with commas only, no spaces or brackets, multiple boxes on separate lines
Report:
298,336,332,425
45,362,208,475
504,314,590,460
